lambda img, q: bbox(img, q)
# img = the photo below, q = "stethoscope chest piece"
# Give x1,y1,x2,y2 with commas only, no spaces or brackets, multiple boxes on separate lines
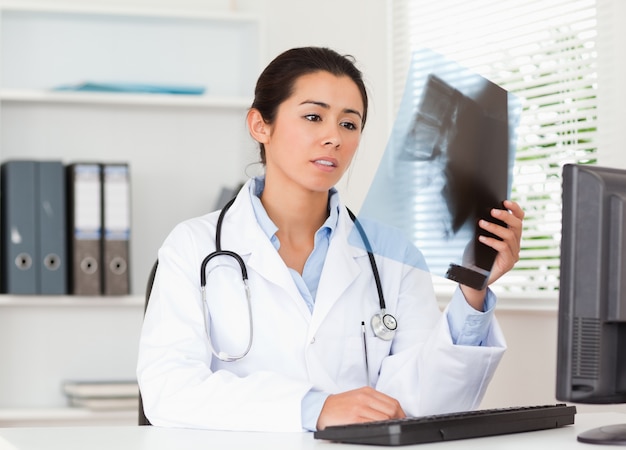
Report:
371,310,397,341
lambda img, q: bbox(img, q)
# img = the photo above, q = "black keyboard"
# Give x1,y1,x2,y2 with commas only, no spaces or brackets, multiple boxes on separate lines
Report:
313,403,576,446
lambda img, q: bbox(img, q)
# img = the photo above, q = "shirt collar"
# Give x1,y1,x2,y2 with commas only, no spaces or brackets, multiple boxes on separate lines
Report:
248,176,340,243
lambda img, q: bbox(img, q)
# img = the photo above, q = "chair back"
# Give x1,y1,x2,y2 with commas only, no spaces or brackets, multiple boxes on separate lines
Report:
138,260,158,426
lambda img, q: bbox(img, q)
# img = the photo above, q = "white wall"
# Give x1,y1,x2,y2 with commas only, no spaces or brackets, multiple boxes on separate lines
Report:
596,0,626,168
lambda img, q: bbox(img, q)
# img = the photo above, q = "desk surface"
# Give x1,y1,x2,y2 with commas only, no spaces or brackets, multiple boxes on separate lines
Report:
0,412,625,449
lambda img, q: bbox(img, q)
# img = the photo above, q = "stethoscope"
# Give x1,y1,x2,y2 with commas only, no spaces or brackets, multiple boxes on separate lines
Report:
200,197,398,362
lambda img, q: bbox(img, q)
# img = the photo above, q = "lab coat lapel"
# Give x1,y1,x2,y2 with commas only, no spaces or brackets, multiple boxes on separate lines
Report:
247,243,307,312
308,212,364,336
222,191,310,319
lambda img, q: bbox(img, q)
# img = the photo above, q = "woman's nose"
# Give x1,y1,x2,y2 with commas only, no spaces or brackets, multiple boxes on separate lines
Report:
322,126,342,148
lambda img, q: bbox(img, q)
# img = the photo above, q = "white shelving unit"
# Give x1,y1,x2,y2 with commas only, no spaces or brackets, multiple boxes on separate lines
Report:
0,407,138,427
0,88,254,108
0,1,263,425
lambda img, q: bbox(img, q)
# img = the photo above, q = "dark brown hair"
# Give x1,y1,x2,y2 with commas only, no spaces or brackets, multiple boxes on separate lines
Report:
250,47,369,164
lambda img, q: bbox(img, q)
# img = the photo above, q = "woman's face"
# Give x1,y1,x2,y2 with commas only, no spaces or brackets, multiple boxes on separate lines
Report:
262,71,364,194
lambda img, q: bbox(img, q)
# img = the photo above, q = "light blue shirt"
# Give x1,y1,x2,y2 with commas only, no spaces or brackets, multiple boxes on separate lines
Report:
249,176,338,312
247,177,496,431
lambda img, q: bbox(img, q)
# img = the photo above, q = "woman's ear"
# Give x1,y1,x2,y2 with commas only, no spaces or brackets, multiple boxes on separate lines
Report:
247,109,270,144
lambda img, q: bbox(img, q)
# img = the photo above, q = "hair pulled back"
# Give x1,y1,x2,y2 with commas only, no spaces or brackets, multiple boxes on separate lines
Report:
250,47,368,164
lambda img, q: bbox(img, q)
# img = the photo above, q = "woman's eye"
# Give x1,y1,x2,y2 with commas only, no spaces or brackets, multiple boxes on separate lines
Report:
304,114,321,122
341,121,358,131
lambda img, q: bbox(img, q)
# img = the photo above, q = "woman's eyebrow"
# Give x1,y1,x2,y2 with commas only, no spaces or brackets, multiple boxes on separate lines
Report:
300,100,363,120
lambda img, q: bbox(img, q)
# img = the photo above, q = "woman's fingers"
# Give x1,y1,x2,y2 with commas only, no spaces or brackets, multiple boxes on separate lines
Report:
316,387,406,430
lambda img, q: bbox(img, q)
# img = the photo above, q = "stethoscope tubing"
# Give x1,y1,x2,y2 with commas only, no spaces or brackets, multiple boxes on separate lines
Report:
200,195,398,362
201,197,253,362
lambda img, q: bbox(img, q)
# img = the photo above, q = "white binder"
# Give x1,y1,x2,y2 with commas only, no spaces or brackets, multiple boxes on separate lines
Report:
101,163,131,295
67,163,102,295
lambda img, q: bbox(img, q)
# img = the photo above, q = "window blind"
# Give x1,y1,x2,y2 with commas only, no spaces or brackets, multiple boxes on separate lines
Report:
391,0,600,294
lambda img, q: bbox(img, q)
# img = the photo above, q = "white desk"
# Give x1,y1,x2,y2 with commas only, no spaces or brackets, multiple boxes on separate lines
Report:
0,413,624,449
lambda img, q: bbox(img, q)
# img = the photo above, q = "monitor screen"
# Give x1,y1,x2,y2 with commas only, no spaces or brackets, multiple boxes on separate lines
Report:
556,163,626,444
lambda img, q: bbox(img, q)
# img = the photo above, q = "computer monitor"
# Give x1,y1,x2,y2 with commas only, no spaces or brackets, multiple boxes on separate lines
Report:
556,163,626,444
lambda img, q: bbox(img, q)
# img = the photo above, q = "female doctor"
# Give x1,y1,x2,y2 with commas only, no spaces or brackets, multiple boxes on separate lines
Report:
136,47,525,432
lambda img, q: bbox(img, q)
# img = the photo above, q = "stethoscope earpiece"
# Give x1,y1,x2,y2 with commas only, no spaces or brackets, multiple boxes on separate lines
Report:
371,311,397,341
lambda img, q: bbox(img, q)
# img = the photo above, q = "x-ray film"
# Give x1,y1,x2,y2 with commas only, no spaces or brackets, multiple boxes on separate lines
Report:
358,49,520,290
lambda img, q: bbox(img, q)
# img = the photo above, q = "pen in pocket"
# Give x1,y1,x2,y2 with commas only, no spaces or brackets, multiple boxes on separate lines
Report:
361,321,370,387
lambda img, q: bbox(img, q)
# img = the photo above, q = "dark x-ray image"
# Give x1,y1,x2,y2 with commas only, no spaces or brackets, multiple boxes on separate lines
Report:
358,49,519,289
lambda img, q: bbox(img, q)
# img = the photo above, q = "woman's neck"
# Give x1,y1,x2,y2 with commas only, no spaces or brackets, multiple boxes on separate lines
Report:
261,179,329,235
260,176,331,273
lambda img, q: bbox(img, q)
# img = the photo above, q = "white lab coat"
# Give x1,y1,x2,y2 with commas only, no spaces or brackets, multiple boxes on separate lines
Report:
137,180,506,432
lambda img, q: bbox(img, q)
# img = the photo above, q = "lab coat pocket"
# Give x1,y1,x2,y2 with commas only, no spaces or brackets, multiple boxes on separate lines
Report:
336,332,390,389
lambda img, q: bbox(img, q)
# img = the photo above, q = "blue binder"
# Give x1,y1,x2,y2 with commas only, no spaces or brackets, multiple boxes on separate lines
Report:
38,161,68,294
1,161,38,294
